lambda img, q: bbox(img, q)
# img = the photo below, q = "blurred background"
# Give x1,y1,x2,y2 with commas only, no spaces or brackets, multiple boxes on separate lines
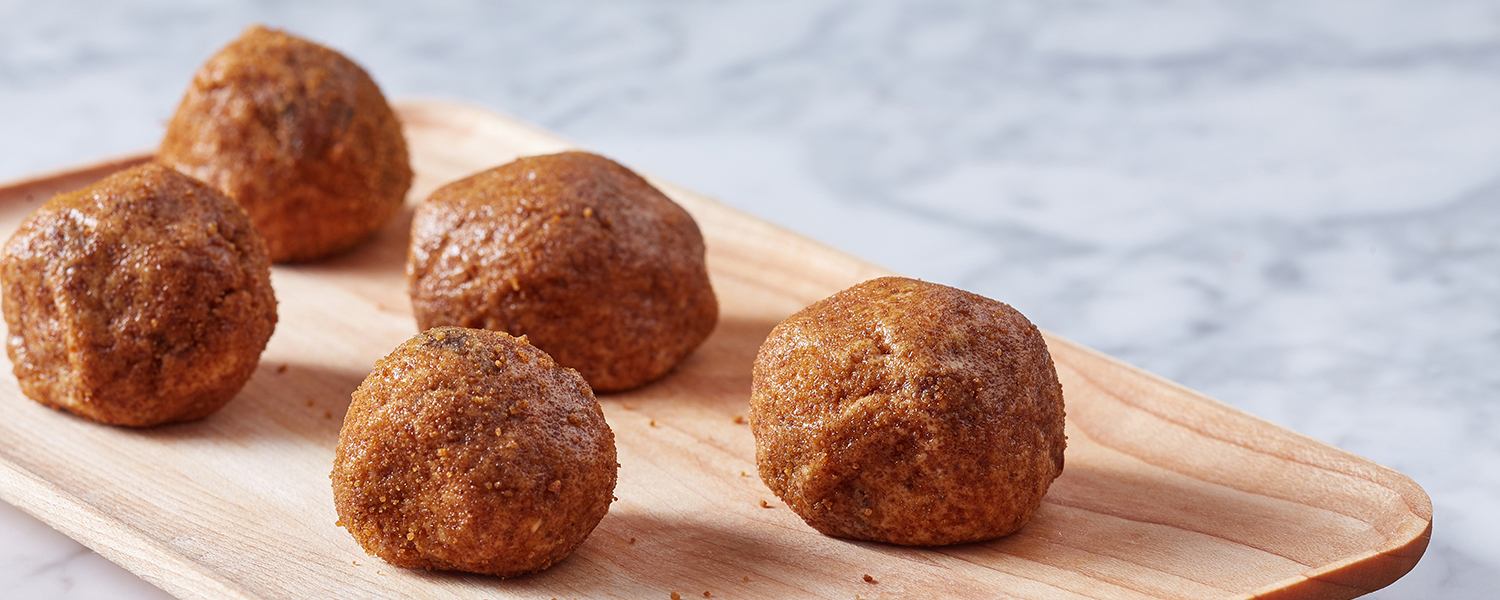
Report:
2,1,1497,598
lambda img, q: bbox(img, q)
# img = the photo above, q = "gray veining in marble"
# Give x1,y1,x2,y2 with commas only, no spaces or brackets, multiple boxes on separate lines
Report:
2,1,1497,598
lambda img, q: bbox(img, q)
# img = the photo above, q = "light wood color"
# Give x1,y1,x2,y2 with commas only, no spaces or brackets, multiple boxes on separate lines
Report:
0,100,1429,600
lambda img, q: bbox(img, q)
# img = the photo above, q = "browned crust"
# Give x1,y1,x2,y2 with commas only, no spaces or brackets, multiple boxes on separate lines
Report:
406,151,718,392
159,25,412,263
0,162,277,426
750,276,1065,546
331,327,617,577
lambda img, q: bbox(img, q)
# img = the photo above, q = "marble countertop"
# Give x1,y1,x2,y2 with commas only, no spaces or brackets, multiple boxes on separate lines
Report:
1,1,1496,598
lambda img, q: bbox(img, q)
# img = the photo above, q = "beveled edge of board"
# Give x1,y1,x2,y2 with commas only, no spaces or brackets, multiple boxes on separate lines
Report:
1042,333,1432,599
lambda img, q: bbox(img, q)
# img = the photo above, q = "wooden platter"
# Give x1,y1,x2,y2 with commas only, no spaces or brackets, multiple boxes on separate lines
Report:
0,100,1430,600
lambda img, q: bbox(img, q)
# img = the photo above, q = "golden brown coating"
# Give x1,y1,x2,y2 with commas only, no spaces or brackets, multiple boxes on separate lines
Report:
331,327,617,577
0,163,277,427
750,277,1065,546
159,25,412,263
406,151,718,393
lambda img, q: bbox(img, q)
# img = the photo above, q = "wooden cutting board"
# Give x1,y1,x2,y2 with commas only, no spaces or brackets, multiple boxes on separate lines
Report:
0,100,1430,600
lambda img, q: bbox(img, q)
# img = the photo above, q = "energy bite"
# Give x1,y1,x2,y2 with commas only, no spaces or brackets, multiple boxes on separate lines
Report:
159,25,412,263
750,277,1066,546
406,151,718,392
331,327,617,577
0,162,277,427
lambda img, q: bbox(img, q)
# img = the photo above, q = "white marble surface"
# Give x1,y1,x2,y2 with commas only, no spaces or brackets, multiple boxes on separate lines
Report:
1,1,1497,598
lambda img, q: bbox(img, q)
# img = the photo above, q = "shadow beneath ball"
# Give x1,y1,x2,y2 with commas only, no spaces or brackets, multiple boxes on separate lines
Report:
136,360,368,448
600,315,779,411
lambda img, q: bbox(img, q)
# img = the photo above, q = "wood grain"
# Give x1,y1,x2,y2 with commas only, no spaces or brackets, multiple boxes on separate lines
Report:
0,100,1430,600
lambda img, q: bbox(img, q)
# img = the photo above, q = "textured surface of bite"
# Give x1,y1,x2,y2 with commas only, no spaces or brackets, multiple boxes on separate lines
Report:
750,276,1065,546
0,162,277,426
407,151,718,392
331,327,617,577
159,25,412,263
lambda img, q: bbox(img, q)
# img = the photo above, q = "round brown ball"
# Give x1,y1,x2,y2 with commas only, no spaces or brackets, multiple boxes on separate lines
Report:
159,25,412,263
406,151,718,393
0,162,278,427
750,276,1066,546
332,326,617,577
